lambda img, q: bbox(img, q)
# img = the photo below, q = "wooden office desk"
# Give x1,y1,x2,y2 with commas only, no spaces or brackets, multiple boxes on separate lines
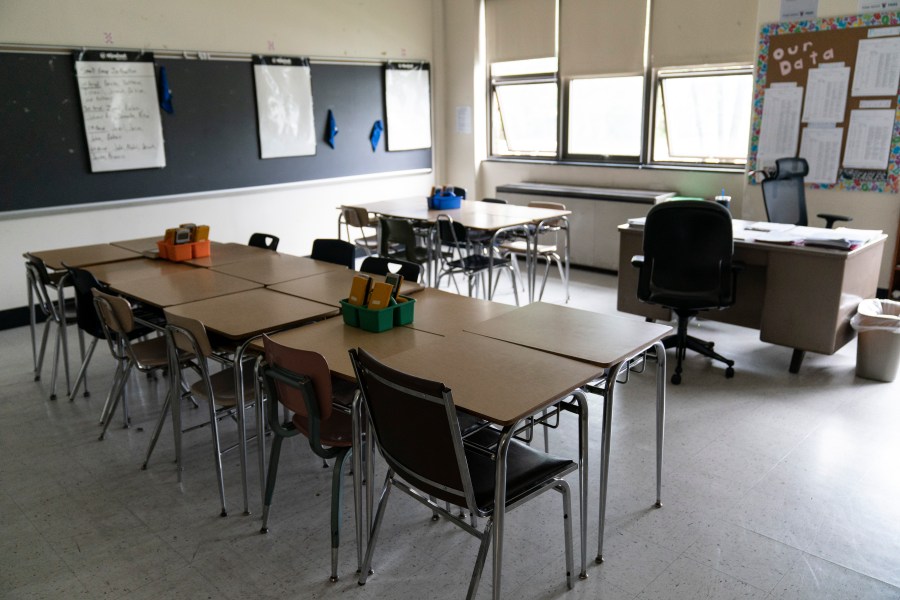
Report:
210,254,347,285
27,243,140,270
110,236,163,254
267,268,423,307
402,288,516,336
111,268,261,308
381,332,600,600
184,242,273,268
86,258,196,285
617,223,887,371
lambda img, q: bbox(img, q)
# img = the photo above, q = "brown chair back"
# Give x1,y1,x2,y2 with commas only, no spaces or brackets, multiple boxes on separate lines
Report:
163,311,213,358
262,334,334,421
92,288,135,334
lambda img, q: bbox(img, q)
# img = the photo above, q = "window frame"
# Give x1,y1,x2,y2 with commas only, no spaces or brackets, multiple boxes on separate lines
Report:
489,61,560,159
648,65,754,169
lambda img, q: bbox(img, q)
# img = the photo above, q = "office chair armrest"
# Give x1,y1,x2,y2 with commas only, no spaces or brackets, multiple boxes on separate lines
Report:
817,213,852,229
631,255,645,268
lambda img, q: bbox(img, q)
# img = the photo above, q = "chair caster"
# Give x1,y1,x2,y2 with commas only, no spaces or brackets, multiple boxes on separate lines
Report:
329,576,338,583
670,373,681,385
431,514,440,521
220,510,227,517
50,394,57,400
725,366,735,378
260,527,268,534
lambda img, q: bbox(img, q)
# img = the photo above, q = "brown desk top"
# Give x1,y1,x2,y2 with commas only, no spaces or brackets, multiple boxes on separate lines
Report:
165,288,338,341
184,242,274,268
27,244,141,271
349,198,570,231
464,302,672,368
86,258,196,286
402,288,517,336
267,269,423,307
252,316,443,380
111,268,261,308
211,254,347,285
110,236,163,254
380,332,600,426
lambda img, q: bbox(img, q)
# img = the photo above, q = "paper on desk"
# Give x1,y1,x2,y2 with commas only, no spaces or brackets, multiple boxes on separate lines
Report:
744,222,796,232
833,227,883,243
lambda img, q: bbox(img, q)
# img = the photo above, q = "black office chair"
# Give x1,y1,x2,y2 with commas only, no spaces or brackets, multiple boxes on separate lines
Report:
248,232,280,251
761,158,851,229
632,200,740,385
310,238,356,269
359,256,421,282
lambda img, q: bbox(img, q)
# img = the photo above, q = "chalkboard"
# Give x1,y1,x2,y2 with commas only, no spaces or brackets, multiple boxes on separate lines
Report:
0,52,432,214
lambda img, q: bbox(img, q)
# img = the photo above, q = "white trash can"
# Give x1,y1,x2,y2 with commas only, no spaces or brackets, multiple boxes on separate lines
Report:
851,299,900,382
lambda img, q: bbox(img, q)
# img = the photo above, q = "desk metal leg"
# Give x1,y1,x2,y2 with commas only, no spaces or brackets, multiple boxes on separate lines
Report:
595,360,623,564
351,391,365,574
491,427,514,600
789,349,805,373
28,272,37,373
653,341,666,508
234,337,258,516
570,389,589,579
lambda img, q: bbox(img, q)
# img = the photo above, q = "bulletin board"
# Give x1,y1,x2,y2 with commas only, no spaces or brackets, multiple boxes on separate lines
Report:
749,12,900,192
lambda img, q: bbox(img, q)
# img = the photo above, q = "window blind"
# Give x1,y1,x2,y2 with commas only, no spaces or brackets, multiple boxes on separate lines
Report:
650,0,757,68
559,0,647,77
485,0,557,64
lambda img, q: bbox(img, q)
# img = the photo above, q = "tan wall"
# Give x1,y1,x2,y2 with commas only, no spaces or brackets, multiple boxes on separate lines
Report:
0,0,437,312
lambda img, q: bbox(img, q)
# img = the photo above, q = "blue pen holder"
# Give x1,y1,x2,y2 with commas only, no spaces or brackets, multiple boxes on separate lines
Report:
428,192,462,210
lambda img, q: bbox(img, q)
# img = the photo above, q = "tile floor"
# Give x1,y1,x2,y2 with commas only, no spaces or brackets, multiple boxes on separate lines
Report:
2,268,900,599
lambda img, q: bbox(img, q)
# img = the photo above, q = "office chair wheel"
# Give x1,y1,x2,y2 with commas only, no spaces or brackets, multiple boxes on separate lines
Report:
725,366,735,378
670,373,682,385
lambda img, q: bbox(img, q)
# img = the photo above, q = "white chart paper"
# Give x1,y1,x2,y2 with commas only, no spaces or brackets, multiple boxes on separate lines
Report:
843,109,895,169
253,60,316,159
385,65,433,151
799,127,843,183
76,58,165,172
758,84,804,168
851,36,900,96
802,65,850,122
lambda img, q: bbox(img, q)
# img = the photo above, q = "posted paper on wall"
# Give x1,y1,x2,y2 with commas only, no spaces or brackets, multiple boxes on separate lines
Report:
843,109,895,169
799,126,843,183
851,36,900,97
385,63,433,151
253,56,316,159
802,64,849,123
758,84,804,168
75,51,166,173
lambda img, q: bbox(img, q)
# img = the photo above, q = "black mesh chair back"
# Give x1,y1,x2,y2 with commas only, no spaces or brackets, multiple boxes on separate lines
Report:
248,232,279,251
311,238,356,269
761,157,809,226
634,200,738,384
360,256,422,282
761,157,851,228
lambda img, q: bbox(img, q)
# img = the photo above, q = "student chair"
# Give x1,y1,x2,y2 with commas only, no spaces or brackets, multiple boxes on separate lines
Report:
311,238,356,269
150,311,257,517
761,157,851,229
379,218,432,283
497,201,570,302
248,233,280,251
338,206,379,257
258,335,357,582
25,256,80,400
91,289,170,439
632,200,740,385
359,256,422,282
349,348,576,599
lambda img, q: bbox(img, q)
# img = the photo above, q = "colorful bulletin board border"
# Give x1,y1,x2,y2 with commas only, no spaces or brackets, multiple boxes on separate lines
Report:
749,12,900,193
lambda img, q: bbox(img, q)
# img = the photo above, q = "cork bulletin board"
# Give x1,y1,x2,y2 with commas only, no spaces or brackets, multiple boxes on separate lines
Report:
749,13,900,192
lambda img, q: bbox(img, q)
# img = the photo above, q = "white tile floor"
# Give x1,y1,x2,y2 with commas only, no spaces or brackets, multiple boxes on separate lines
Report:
2,268,900,599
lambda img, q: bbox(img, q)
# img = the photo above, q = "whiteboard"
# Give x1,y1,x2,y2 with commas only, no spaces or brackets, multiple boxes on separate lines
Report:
253,56,316,159
75,51,166,172
385,63,433,151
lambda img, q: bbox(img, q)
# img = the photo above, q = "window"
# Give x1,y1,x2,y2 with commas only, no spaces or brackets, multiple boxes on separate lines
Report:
567,76,644,158
652,68,753,165
490,58,558,158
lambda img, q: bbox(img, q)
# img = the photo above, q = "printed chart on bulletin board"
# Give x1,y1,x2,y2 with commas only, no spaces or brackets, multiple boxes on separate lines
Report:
749,12,900,192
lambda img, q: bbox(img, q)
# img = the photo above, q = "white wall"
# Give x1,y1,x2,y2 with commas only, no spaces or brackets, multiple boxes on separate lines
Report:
0,0,437,313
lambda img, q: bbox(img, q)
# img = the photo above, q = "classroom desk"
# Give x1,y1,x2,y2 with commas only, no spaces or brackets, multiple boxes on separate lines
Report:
86,258,196,285
184,242,274,268
110,236,163,254
164,288,339,516
26,243,141,271
267,268,424,307
617,221,887,372
401,287,517,336
345,198,571,301
379,332,601,600
110,268,261,308
210,254,347,285
462,302,671,566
